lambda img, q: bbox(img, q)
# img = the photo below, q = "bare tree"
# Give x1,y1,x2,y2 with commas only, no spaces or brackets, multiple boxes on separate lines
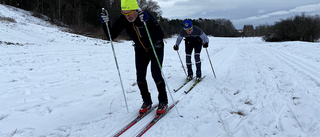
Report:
138,0,162,19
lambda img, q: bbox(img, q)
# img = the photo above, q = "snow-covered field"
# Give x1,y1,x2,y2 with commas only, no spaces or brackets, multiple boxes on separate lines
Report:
1,4,320,137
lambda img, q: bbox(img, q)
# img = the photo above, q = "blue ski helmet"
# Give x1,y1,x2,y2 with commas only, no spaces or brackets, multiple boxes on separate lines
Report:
183,19,193,30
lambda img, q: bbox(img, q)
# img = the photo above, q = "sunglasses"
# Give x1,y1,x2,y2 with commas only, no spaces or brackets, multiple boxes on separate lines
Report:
121,10,136,16
184,27,193,31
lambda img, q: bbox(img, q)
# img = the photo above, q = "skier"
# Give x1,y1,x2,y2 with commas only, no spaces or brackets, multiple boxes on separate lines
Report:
173,19,209,81
100,0,168,115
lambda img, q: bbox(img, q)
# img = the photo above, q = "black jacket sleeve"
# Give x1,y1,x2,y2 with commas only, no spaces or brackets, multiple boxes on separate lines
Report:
101,15,127,41
145,11,164,41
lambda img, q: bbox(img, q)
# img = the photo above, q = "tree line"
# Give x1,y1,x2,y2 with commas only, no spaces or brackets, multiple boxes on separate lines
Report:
2,0,319,42
255,14,320,42
1,0,103,36
1,0,240,39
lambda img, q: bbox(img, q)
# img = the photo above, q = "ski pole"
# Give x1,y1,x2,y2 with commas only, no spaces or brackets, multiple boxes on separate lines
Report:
205,48,216,78
141,16,182,117
102,8,129,113
176,51,187,76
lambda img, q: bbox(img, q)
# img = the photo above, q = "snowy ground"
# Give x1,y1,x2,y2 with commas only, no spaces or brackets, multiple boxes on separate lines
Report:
1,4,320,137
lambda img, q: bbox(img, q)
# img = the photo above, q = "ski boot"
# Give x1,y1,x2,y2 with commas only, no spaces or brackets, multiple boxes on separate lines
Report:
196,74,202,82
187,74,193,81
139,102,152,114
156,102,168,115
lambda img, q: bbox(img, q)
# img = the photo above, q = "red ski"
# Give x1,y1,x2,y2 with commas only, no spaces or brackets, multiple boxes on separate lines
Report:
112,104,158,137
136,100,179,137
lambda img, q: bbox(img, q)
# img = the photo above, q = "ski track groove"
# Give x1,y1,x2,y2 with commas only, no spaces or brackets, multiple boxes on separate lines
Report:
213,43,260,136
248,46,287,136
250,45,314,136
255,45,320,136
267,47,320,86
208,41,320,136
209,43,240,136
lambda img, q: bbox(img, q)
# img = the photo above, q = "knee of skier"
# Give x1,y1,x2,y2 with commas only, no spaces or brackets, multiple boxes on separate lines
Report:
195,53,200,62
151,73,164,84
186,54,192,63
137,78,147,84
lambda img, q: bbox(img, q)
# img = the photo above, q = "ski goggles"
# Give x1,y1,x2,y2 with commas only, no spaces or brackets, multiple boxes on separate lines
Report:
184,26,193,31
121,10,136,16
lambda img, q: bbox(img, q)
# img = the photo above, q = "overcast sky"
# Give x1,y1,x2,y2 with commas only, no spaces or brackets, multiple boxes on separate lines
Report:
154,0,320,29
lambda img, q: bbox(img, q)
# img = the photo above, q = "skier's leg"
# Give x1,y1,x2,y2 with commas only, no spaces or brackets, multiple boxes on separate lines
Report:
150,47,168,104
135,47,152,103
195,42,202,78
185,41,193,77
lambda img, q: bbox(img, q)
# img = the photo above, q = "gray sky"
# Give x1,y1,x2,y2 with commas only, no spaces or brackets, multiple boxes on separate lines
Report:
154,0,320,29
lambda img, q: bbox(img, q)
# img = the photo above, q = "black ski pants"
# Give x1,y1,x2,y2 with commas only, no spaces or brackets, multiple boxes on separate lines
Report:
135,47,168,104
185,40,202,77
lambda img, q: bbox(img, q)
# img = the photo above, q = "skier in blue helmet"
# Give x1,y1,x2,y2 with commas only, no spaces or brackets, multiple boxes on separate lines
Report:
173,19,209,81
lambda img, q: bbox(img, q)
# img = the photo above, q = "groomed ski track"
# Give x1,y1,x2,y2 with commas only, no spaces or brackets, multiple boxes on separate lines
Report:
104,38,320,137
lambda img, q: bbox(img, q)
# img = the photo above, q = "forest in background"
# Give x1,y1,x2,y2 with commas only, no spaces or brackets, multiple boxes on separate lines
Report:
1,0,319,42
257,14,320,42
0,0,240,39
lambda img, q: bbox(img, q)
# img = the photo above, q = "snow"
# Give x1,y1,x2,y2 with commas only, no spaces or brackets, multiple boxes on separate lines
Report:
1,4,320,137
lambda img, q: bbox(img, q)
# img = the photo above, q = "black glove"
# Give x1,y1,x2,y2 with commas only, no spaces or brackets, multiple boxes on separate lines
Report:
173,45,179,50
203,42,208,48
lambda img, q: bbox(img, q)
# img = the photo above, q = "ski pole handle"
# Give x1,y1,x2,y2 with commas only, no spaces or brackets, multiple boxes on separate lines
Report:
102,8,106,13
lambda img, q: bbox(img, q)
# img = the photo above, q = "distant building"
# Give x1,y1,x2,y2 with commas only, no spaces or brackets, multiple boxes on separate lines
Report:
243,25,254,37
